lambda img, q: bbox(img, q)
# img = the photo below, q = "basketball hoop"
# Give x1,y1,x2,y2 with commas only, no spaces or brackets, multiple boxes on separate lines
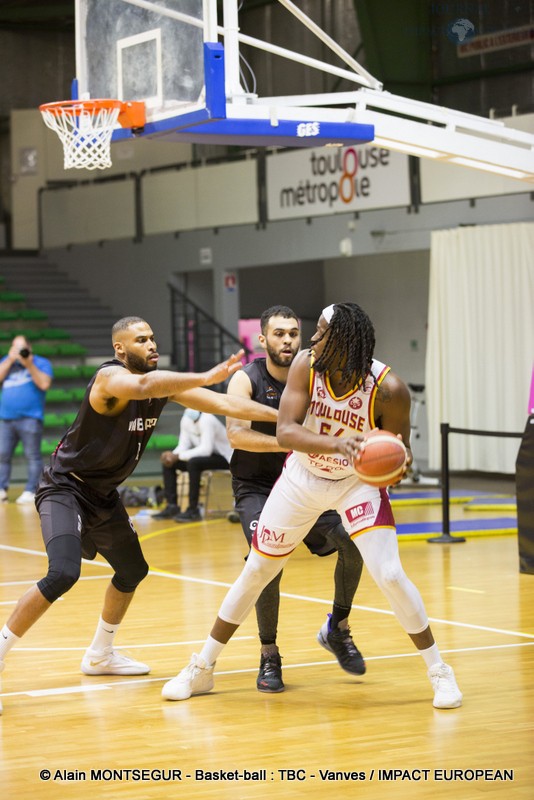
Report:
39,99,145,171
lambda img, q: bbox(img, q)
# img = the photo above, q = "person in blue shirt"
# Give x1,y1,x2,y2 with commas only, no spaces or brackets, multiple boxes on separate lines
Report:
0,335,53,504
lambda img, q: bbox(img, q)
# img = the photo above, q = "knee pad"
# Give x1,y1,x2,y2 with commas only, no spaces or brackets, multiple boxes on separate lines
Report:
111,557,149,594
37,556,81,603
378,562,406,592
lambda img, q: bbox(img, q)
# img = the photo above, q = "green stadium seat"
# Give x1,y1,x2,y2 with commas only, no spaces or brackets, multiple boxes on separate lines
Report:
44,412,68,428
33,344,61,357
53,364,81,379
58,343,87,356
150,434,178,450
69,387,87,402
10,328,41,340
41,329,71,339
46,388,73,403
18,309,48,321
0,310,18,321
41,439,59,456
79,365,97,378
0,292,25,303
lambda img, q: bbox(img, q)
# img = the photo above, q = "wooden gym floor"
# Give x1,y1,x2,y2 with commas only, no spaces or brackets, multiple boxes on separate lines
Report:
0,479,532,800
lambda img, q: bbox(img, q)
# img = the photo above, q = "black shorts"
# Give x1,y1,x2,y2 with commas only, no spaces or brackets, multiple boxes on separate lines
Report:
232,478,342,557
36,468,140,562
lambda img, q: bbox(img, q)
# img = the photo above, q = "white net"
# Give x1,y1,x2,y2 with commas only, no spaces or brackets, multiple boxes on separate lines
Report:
40,102,121,170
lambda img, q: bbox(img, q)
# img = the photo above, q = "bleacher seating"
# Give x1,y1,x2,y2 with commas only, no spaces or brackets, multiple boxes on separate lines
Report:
1,283,178,471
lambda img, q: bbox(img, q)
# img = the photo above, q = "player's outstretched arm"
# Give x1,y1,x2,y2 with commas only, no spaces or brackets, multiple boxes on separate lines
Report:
171,385,277,423
225,369,284,452
90,351,245,414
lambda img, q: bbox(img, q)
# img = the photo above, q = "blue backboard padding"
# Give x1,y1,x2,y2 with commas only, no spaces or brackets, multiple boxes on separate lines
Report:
204,42,225,119
139,117,375,147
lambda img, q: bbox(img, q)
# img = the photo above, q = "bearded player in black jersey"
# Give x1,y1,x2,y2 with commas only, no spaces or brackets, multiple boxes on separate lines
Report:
224,306,365,694
0,316,276,714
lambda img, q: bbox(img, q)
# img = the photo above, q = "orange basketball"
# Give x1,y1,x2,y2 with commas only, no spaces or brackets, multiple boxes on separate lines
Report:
354,430,407,488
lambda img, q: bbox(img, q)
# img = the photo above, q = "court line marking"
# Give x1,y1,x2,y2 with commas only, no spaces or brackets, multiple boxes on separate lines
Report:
447,585,485,594
12,637,254,652
2,543,533,640
2,641,533,700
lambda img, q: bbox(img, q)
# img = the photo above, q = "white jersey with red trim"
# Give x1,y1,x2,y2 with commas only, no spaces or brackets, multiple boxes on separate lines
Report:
293,358,390,480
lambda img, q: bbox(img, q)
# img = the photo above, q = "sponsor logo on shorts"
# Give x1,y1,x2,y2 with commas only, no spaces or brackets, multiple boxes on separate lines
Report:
345,500,375,524
256,525,286,547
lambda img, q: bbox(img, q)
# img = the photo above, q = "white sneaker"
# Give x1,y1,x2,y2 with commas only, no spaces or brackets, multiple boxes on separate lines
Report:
0,488,7,503
428,662,463,708
81,648,150,676
162,654,215,701
16,491,35,505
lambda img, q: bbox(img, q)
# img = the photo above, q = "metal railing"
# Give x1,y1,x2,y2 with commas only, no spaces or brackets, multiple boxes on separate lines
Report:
431,422,523,544
168,276,251,379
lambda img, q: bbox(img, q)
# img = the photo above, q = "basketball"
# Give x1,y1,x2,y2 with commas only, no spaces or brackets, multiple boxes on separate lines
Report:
354,429,407,487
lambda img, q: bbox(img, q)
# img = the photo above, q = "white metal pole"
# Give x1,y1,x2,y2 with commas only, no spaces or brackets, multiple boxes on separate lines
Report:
223,0,244,98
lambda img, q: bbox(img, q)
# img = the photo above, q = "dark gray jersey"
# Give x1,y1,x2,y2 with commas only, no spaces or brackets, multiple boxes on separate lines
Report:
49,359,167,497
230,358,286,490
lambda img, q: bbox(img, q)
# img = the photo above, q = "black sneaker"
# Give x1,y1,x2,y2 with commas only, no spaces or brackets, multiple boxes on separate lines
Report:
174,507,202,522
153,504,179,519
317,615,366,675
256,652,285,693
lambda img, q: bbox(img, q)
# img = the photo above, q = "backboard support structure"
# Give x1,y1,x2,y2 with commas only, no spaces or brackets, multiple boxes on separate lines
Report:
68,0,534,178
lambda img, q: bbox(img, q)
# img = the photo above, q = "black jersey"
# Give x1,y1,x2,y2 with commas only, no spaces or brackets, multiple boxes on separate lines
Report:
48,359,168,497
230,358,286,489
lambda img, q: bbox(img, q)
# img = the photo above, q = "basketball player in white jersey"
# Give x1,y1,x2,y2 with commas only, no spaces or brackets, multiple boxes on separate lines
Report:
163,302,462,709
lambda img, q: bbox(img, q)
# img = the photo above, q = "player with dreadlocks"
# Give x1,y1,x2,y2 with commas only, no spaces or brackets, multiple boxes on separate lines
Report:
164,303,463,710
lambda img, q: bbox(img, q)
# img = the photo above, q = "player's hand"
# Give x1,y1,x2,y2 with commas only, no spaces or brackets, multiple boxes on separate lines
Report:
204,350,245,386
337,435,364,460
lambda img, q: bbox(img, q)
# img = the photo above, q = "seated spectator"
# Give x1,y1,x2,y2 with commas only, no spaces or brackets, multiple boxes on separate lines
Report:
154,409,232,522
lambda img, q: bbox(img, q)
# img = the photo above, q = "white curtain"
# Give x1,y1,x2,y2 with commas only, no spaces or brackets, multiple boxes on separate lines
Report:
426,222,534,473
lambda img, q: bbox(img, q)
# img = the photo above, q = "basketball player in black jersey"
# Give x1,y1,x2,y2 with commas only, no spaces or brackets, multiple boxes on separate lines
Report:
225,306,365,693
0,316,277,714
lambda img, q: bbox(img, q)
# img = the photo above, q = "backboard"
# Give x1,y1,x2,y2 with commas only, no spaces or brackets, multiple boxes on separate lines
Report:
68,0,533,177
74,0,376,148
76,0,206,123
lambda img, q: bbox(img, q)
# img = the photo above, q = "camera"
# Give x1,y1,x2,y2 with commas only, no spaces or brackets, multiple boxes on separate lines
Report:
19,347,31,358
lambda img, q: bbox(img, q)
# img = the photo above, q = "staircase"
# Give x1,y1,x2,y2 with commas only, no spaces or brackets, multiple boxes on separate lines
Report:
0,254,117,356
0,252,180,483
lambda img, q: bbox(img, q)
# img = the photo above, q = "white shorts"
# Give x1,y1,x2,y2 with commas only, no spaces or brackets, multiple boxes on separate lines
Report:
251,454,395,558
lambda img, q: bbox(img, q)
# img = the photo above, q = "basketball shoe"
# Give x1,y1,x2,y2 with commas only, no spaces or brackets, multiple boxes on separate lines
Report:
428,662,463,708
162,654,215,701
317,614,366,675
81,648,150,675
256,651,284,693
